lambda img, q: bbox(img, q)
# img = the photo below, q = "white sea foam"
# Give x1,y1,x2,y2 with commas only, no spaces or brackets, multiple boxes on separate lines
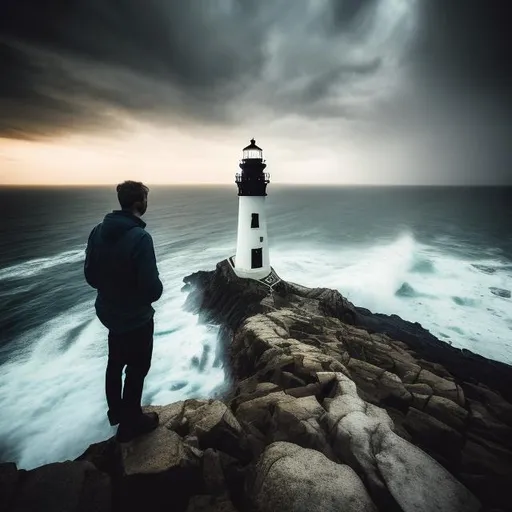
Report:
273,232,512,363
0,249,85,281
0,254,225,469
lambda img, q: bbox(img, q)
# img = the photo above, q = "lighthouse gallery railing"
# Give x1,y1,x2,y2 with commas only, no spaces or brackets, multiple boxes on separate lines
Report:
235,172,270,183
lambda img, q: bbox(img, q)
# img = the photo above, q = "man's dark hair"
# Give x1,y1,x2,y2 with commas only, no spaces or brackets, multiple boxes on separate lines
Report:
116,181,149,209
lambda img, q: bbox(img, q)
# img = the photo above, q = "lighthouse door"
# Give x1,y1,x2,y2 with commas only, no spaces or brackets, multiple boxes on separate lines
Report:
251,248,263,269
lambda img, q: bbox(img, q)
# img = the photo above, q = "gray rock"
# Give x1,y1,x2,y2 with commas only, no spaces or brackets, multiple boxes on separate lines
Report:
375,425,481,512
185,401,249,461
9,461,110,512
145,401,186,428
463,382,512,427
472,264,496,274
252,442,377,512
404,407,464,460
404,383,433,396
415,369,464,406
202,448,226,495
489,287,511,299
423,395,469,431
233,380,281,408
119,427,203,511
469,397,512,450
284,382,321,398
411,393,431,410
273,395,324,422
187,401,241,437
270,396,334,458
236,391,295,432
322,373,397,503
323,372,480,511
348,359,412,407
121,428,200,476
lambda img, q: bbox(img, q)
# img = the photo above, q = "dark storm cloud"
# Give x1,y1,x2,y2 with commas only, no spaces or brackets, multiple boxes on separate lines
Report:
0,43,124,139
0,0,396,138
0,0,271,137
0,0,510,183
1,0,263,89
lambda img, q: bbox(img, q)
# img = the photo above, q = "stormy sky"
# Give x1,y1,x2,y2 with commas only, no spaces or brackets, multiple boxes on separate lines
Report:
0,0,511,185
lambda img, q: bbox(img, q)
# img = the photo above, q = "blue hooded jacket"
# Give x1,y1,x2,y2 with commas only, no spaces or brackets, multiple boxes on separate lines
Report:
84,209,163,333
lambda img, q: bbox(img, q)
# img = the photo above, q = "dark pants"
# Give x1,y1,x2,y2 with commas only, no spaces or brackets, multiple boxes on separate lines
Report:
106,318,154,422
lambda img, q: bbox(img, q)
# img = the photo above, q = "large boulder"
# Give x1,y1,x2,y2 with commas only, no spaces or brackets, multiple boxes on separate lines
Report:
423,396,468,432
463,383,512,427
4,461,110,512
236,391,295,433
119,427,203,511
347,359,412,409
323,372,480,512
121,427,201,477
466,399,512,449
489,287,511,299
403,407,464,462
375,425,481,512
270,395,334,459
414,369,464,406
165,400,251,463
251,442,377,512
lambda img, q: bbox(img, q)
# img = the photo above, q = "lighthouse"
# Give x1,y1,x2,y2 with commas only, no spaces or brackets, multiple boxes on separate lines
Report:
232,139,272,280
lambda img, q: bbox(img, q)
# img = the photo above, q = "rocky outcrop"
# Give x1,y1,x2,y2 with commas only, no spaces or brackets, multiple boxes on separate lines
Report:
181,260,512,511
183,261,512,403
3,259,512,511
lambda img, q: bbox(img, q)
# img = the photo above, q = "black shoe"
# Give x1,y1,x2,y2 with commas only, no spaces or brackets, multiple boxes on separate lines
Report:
107,410,121,426
116,412,159,443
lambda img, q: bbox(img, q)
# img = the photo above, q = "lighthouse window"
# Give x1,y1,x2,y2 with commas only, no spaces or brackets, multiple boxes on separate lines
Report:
251,213,259,228
260,236,264,242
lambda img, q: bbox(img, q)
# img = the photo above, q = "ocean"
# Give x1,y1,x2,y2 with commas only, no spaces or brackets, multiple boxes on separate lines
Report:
0,185,511,469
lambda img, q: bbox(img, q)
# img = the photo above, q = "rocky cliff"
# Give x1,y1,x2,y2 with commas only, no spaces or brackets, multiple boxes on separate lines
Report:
1,260,512,512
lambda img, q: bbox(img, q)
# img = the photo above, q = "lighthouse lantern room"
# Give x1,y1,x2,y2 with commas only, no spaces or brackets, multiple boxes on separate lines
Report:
233,139,272,280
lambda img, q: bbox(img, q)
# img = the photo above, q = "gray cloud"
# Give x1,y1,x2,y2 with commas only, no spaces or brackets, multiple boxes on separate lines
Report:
0,0,510,183
0,1,413,135
0,0,272,136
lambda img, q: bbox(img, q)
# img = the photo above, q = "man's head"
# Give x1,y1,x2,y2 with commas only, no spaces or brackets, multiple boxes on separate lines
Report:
116,180,149,216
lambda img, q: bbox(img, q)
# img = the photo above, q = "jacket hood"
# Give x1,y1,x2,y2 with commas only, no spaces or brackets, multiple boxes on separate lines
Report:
99,210,146,242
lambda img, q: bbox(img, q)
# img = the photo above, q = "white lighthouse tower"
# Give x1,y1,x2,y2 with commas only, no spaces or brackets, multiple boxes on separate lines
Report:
232,139,272,280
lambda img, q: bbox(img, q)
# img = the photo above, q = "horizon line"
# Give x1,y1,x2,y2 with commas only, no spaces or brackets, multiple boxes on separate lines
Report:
1,182,511,188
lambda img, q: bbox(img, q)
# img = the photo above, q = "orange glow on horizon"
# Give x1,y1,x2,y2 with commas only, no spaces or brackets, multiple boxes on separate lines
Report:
0,120,415,186
0,127,238,186
0,126,343,186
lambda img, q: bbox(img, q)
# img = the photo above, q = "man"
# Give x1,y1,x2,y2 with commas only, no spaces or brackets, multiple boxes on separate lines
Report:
84,180,163,443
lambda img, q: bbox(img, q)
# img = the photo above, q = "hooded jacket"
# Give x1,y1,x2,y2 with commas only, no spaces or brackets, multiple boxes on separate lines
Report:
84,209,163,333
